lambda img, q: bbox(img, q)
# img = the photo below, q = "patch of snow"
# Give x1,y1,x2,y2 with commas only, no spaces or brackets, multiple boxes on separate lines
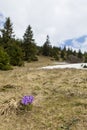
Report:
41,63,87,69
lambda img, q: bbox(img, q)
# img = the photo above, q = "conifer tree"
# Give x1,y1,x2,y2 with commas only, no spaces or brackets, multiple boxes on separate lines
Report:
78,49,83,59
61,50,65,60
73,50,77,56
84,52,87,62
42,35,52,56
6,43,24,66
23,25,37,61
52,47,59,60
0,17,24,66
0,17,14,46
0,47,11,70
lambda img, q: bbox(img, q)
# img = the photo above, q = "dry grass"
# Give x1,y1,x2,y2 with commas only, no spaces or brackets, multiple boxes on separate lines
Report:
0,56,87,130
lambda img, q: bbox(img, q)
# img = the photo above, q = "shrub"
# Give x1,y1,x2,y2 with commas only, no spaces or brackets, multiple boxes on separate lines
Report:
6,43,24,66
0,47,12,70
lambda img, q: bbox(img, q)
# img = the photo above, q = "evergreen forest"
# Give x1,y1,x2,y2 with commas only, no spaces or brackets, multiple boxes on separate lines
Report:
0,17,87,70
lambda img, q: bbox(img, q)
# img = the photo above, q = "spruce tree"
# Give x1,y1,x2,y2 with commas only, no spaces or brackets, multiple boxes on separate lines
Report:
42,35,52,56
61,50,65,60
52,47,59,60
84,52,87,62
0,17,24,66
73,50,77,56
0,17,14,46
78,49,83,59
23,25,37,61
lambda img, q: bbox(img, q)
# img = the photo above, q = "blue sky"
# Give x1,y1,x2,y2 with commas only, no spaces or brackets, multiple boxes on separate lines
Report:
59,35,87,52
0,0,87,52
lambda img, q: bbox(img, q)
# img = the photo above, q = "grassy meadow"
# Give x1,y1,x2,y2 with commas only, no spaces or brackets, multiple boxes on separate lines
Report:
0,56,87,130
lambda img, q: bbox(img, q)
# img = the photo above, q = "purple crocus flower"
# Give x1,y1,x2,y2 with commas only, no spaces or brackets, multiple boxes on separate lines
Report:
21,96,34,105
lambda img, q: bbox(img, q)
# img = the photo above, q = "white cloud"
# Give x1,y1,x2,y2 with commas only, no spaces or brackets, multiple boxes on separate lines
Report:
0,0,87,49
73,38,87,52
61,37,87,52
71,37,87,53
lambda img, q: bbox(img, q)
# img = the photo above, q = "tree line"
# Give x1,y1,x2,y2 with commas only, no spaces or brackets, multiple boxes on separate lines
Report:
0,17,87,70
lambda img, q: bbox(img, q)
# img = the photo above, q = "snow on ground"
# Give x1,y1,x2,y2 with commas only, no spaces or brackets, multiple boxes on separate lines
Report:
41,63,87,69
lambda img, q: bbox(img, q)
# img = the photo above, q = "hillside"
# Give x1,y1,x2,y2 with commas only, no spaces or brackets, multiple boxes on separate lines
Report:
0,57,87,130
